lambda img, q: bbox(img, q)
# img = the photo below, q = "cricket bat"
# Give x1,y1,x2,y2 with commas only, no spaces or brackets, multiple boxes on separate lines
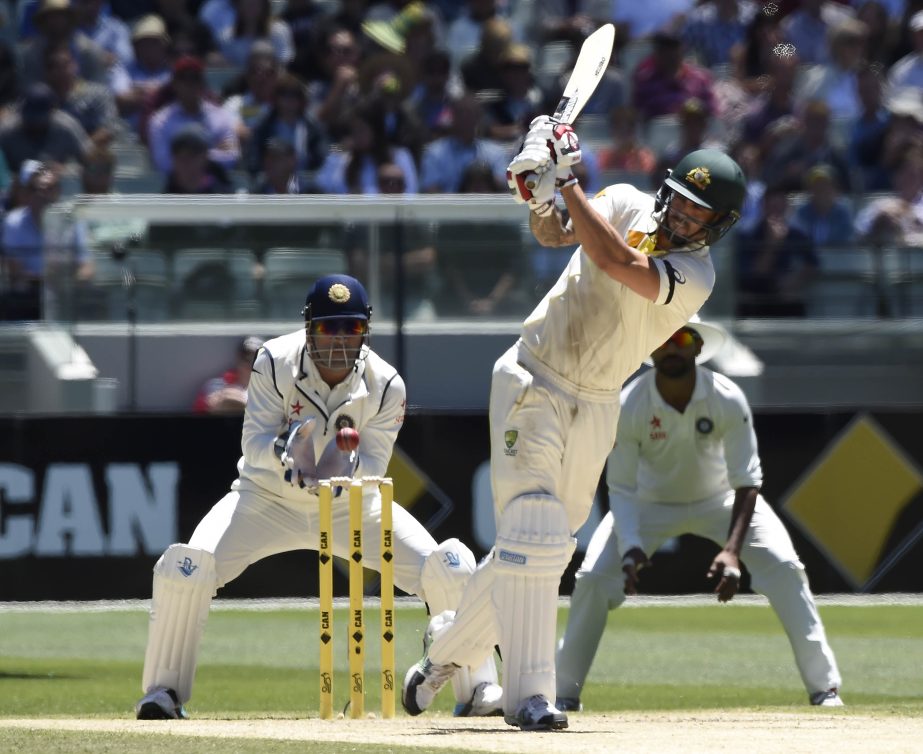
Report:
523,23,616,190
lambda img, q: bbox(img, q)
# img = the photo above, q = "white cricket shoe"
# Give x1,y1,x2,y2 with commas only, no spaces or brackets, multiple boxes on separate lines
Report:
810,688,845,707
505,694,568,731
454,680,504,717
135,687,187,720
402,658,460,715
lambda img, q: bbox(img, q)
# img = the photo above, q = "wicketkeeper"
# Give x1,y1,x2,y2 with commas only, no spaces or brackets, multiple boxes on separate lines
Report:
136,274,501,719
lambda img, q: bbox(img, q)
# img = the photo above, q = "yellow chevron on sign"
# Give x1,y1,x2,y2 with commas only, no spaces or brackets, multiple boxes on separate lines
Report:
783,415,923,588
386,448,427,507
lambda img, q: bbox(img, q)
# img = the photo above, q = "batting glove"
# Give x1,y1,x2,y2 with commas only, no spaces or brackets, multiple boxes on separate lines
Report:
550,122,582,167
507,145,556,216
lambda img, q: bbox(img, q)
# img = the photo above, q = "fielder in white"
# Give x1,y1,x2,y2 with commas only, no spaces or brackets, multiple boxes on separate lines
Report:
401,116,747,729
554,320,844,710
136,274,501,719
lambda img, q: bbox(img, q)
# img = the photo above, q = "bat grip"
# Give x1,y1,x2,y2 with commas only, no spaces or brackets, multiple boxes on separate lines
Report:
523,172,538,191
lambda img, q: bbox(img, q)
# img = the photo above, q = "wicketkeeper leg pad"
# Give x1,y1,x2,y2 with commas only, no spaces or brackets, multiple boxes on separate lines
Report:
141,544,217,705
493,494,574,715
422,539,500,706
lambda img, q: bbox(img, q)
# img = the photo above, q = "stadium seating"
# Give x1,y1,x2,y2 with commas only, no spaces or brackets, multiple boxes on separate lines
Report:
262,247,349,318
83,248,171,322
171,248,260,320
806,245,882,318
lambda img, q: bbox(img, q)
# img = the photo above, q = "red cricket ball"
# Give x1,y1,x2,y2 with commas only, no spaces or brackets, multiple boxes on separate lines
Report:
336,427,360,452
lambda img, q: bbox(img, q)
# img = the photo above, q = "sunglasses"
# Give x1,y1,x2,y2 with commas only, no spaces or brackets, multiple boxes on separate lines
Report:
311,319,367,336
660,329,700,349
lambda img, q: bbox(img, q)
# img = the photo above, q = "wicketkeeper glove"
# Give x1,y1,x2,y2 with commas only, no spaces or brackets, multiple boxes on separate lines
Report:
278,418,320,490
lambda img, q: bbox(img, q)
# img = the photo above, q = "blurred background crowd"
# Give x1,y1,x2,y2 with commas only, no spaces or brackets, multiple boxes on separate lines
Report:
1,0,922,323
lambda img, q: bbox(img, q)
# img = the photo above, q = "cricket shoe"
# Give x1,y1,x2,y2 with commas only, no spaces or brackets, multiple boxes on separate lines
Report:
810,688,845,707
555,696,583,712
402,658,460,715
505,694,568,731
135,687,187,720
454,680,504,717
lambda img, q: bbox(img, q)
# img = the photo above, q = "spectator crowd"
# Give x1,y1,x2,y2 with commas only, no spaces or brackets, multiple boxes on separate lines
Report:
1,0,922,320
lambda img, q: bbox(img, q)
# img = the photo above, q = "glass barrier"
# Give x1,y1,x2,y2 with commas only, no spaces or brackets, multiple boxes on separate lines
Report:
20,194,921,326
36,195,557,326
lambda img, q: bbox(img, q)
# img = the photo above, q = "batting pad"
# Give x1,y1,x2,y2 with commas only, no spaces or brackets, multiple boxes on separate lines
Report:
422,540,500,703
142,544,217,704
493,495,574,715
420,538,476,615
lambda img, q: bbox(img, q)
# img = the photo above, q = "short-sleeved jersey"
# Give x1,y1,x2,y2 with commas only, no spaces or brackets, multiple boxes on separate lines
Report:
517,184,715,397
234,330,405,502
607,366,763,510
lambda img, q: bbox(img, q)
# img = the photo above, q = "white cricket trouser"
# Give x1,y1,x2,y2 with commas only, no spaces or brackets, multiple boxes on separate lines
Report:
189,484,435,593
427,345,621,713
555,496,842,699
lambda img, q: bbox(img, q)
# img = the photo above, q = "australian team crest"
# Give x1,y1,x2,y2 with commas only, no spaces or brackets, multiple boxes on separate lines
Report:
328,282,351,303
504,429,518,456
335,414,356,430
685,166,711,191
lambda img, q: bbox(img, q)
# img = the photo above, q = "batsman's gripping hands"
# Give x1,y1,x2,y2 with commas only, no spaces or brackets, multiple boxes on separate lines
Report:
526,115,582,188
507,138,556,217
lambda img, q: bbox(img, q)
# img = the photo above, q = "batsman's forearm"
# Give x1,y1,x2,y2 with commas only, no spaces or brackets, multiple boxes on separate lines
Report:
725,487,758,555
529,208,576,247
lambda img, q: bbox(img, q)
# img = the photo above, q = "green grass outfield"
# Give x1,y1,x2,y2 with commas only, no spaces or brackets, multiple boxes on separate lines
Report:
1,596,922,753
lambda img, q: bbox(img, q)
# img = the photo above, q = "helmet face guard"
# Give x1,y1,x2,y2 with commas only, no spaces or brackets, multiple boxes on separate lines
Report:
304,316,370,370
654,177,741,249
654,149,746,250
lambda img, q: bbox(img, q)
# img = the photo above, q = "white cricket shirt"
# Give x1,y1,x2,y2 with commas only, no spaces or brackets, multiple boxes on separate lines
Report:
517,184,715,398
607,365,763,508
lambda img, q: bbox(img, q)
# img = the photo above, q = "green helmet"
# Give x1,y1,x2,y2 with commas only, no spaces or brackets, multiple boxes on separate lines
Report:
655,149,746,247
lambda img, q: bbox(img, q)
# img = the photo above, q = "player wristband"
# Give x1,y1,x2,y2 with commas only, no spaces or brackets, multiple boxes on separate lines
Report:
723,567,741,581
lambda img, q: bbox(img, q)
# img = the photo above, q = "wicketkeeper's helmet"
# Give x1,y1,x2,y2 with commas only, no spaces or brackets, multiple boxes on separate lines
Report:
303,274,372,370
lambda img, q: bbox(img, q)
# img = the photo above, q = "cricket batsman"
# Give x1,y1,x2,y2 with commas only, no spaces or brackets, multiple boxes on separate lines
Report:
401,116,747,729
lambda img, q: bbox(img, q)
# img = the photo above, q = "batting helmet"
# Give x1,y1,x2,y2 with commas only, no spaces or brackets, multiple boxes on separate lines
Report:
654,149,746,248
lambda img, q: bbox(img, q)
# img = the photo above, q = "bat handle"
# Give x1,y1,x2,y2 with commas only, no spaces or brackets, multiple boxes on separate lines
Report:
523,172,538,191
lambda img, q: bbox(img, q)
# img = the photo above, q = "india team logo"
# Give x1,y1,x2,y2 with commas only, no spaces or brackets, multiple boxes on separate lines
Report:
504,430,519,456
328,283,351,303
685,166,711,190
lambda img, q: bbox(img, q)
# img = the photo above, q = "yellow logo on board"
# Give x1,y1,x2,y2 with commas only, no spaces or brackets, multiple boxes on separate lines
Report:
782,415,923,588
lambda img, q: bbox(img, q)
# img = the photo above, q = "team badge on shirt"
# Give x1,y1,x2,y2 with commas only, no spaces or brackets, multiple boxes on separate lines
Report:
336,414,356,430
696,417,714,434
504,430,519,456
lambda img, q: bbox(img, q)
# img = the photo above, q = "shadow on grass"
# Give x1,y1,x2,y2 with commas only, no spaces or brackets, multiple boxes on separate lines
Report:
0,671,82,680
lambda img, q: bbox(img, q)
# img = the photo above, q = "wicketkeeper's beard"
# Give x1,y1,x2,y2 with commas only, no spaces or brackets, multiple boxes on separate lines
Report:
307,336,366,370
